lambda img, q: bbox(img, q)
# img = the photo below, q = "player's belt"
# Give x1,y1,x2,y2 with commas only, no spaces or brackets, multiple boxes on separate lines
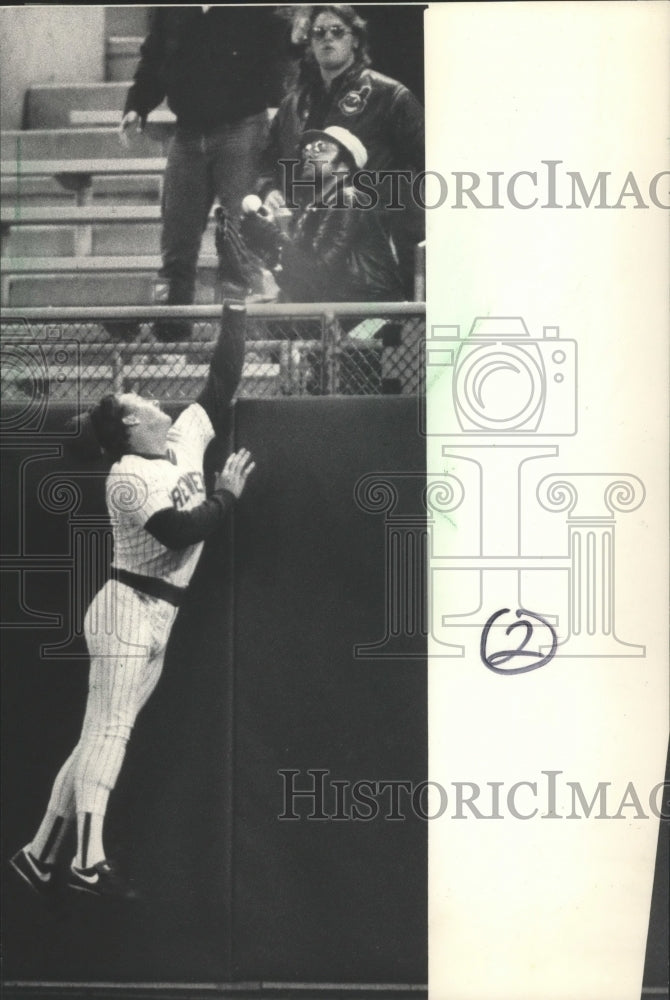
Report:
111,567,186,608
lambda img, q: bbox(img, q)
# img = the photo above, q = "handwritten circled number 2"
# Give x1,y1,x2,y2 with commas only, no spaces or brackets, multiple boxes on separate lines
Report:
480,608,558,675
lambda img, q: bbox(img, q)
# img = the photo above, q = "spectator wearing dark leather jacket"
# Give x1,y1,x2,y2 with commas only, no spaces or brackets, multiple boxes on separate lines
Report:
262,5,424,297
244,126,404,303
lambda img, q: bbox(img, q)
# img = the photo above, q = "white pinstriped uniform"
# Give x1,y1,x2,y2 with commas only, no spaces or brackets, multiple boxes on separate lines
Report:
110,402,214,586
47,403,216,818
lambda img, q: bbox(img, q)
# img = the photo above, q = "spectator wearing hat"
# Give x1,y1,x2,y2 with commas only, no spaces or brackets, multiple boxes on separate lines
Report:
243,126,403,304
261,5,424,299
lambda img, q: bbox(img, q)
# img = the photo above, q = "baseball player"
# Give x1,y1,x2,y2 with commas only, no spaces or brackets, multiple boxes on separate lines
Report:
10,303,253,901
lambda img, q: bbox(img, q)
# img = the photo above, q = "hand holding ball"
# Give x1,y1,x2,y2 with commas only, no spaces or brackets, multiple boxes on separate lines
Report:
241,194,263,215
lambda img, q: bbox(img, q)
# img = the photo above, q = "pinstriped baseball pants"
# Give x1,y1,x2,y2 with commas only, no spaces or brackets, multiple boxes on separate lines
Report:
46,581,179,818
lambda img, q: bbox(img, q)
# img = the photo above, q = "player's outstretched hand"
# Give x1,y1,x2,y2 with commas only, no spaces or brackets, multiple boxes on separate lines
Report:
215,448,256,499
119,111,143,147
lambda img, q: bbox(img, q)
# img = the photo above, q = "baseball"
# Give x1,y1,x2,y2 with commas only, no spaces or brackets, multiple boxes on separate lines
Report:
241,194,262,214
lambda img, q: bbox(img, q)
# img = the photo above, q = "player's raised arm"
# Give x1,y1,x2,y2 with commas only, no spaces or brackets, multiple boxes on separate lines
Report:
197,301,247,433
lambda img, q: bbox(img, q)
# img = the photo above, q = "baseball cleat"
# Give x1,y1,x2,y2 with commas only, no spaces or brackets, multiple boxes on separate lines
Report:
9,846,57,897
67,859,139,900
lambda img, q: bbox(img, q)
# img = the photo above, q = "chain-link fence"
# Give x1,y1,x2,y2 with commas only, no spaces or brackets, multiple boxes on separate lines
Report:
0,304,424,404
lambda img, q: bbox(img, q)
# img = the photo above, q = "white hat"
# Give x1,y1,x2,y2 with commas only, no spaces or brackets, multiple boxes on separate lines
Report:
300,126,368,170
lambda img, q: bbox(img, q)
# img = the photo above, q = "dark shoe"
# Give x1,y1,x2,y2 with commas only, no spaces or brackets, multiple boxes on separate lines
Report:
68,859,139,900
151,319,192,342
9,846,56,897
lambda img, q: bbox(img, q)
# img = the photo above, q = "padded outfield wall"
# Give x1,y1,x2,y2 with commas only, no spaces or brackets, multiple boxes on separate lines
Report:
1,396,427,986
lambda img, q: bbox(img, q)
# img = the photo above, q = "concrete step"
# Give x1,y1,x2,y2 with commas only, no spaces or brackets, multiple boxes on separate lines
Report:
1,128,168,161
5,273,218,307
26,83,129,130
2,227,76,257
1,205,167,226
100,224,215,256
2,254,218,275
1,160,167,187
69,108,174,128
105,6,149,39
1,174,162,207
106,37,142,83
3,223,216,258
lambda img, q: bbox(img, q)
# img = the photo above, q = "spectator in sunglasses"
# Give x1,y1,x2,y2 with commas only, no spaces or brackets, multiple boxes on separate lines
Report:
261,5,424,299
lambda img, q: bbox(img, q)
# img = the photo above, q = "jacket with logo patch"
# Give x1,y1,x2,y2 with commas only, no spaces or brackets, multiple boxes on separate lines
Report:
265,62,424,194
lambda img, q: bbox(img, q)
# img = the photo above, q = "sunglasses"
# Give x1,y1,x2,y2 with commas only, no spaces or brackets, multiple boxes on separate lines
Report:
310,25,352,40
302,140,337,156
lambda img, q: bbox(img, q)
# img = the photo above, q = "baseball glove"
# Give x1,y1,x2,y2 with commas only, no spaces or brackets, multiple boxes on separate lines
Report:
214,207,267,294
239,211,283,270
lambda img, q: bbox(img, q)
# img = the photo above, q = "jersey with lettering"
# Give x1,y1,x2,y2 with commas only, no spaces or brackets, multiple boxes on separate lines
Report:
107,403,214,587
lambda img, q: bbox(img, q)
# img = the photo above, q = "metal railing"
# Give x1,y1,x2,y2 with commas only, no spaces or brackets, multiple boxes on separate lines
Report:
0,302,425,402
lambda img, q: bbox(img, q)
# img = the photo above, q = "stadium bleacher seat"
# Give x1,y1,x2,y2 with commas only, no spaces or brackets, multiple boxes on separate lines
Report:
0,6,423,403
0,7,189,315
1,175,162,208
1,206,216,254
107,36,143,82
27,83,134,130
1,128,168,160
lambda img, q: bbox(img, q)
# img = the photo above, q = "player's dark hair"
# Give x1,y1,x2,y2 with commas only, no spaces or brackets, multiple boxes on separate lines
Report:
88,394,132,462
298,5,371,88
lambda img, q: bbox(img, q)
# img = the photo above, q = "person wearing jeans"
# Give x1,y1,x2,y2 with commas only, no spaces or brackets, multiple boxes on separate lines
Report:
159,115,270,315
120,6,287,341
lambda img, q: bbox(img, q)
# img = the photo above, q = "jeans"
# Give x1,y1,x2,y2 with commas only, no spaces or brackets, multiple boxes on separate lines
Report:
160,112,269,305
